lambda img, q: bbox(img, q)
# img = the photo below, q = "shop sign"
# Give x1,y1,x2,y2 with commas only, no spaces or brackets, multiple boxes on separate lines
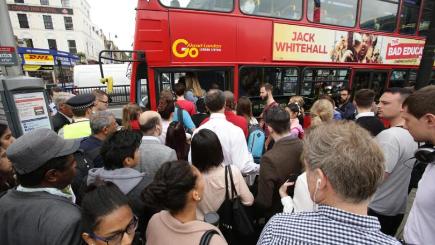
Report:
23,54,54,66
8,4,73,15
0,46,18,66
23,65,54,71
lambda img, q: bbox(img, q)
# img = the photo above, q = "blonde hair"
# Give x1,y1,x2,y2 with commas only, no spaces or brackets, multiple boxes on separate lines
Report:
122,103,142,130
289,96,305,107
310,99,333,127
186,75,204,98
303,121,385,203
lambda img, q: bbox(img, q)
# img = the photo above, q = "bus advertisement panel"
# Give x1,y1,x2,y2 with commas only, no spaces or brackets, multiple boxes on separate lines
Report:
273,23,425,66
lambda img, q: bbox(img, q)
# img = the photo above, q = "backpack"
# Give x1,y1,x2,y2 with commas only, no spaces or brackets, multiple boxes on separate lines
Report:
247,124,265,164
174,104,193,135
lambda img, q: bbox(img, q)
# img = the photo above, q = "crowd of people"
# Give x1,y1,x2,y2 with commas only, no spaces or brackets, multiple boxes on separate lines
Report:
0,78,434,245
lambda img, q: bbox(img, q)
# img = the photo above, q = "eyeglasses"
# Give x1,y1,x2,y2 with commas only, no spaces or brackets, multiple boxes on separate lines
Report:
99,100,109,104
90,215,138,245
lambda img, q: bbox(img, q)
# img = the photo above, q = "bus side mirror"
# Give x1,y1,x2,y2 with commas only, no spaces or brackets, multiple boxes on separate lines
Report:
100,77,113,93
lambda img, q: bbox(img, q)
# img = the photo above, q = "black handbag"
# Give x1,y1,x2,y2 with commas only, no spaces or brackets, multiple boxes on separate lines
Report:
217,165,255,239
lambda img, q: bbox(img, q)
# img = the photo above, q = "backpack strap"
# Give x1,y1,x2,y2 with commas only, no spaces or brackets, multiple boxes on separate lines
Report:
199,229,219,245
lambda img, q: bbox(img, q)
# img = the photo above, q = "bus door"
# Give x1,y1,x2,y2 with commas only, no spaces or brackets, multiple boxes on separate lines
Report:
238,66,299,117
351,70,388,99
154,67,233,102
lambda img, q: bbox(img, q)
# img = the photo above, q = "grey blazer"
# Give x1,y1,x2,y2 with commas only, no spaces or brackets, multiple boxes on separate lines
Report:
135,137,177,177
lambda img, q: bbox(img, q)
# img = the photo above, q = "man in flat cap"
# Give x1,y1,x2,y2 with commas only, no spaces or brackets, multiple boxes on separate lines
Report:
59,94,95,139
0,128,82,245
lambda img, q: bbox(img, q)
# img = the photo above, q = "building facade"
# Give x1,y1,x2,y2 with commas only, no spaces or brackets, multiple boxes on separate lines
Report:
6,0,112,63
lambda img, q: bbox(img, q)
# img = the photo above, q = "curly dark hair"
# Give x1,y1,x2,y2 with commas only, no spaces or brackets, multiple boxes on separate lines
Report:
141,161,197,213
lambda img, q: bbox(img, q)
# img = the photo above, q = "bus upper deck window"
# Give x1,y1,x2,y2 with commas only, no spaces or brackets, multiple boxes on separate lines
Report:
240,0,303,20
307,0,358,27
399,0,420,34
159,0,233,12
419,0,434,36
360,0,399,32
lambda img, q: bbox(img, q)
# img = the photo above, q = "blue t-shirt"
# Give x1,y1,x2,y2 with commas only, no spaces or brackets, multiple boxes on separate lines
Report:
173,107,195,130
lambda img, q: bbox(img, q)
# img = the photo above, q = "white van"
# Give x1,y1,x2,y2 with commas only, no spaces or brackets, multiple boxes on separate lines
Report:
73,64,130,88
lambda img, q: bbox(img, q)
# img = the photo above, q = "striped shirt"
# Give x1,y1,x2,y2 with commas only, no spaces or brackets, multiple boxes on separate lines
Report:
257,205,401,245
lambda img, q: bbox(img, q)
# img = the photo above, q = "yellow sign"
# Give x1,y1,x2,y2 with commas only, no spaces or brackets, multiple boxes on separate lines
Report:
172,38,222,59
23,65,53,71
23,54,55,65
273,23,425,66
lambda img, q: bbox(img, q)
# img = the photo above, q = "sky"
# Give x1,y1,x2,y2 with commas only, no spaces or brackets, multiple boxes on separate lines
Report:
87,0,137,50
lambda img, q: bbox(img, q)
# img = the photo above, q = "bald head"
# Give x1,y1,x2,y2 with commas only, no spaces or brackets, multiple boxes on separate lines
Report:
139,111,162,136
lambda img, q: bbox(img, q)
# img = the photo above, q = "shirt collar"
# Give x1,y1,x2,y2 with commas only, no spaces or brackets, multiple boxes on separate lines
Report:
141,135,161,143
355,112,375,120
318,205,381,231
73,117,89,123
209,113,226,119
16,185,75,202
58,111,73,123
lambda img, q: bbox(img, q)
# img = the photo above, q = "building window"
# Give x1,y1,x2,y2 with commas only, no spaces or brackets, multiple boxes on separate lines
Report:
40,0,49,6
360,0,399,32
43,15,53,29
61,0,71,7
15,0,24,3
64,16,74,30
48,39,57,50
68,40,77,54
24,38,34,48
400,0,421,34
17,14,29,28
307,0,358,27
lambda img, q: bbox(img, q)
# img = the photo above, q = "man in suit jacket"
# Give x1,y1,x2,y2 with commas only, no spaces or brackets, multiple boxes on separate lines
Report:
354,89,385,136
255,106,303,219
135,111,177,177
51,92,75,133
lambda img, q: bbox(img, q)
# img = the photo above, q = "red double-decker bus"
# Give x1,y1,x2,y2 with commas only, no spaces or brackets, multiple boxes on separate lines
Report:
130,0,434,115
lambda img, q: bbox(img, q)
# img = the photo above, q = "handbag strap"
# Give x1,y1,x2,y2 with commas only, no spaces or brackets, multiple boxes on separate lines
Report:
199,229,219,245
227,165,238,198
224,165,230,200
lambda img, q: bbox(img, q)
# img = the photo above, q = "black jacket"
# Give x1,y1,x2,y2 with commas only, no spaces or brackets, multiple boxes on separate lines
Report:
0,190,82,245
51,112,71,133
356,116,385,136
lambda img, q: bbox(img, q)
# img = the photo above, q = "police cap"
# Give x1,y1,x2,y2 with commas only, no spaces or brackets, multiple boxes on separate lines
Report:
66,94,95,110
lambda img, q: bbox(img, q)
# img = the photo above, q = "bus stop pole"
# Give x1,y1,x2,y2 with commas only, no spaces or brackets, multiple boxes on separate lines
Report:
0,0,22,76
416,5,435,90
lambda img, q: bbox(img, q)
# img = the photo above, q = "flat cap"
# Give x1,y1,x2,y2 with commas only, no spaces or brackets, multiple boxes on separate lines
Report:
66,94,95,110
6,128,80,174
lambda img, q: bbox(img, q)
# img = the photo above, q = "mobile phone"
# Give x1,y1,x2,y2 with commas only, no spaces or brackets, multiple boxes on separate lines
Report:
287,174,298,183
286,174,298,196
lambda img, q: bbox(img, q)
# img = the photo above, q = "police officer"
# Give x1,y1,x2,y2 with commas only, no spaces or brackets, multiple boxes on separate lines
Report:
58,94,95,139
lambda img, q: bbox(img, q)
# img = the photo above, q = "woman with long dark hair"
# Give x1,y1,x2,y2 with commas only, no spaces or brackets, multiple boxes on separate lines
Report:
143,161,227,245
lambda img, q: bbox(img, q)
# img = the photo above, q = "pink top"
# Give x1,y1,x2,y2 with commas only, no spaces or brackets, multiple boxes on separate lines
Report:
146,210,227,245
290,118,304,139
197,164,254,220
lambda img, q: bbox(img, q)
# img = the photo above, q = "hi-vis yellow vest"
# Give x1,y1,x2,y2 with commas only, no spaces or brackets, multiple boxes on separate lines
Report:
63,120,91,139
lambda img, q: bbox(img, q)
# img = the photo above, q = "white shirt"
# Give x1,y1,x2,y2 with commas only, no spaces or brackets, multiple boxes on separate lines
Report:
189,113,259,175
405,163,435,244
281,172,314,213
355,111,375,120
